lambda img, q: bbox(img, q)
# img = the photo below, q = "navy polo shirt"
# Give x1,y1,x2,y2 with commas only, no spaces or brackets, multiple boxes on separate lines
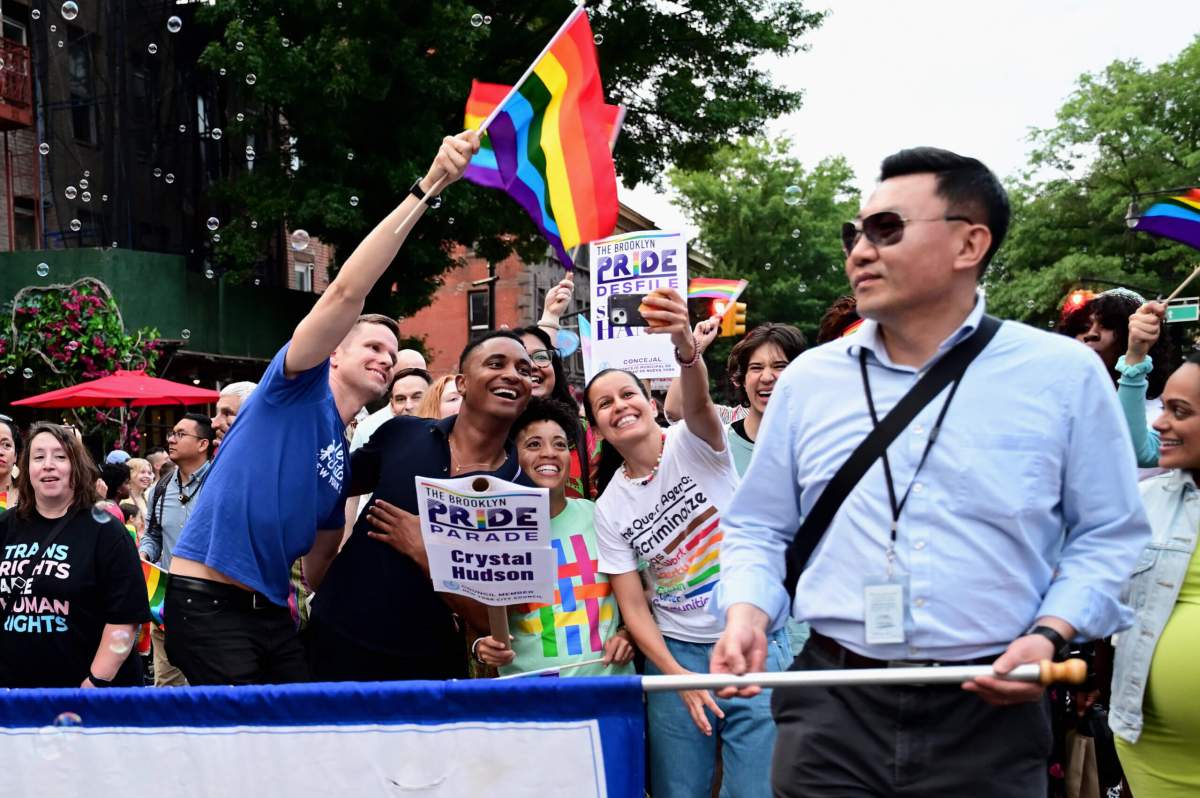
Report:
310,415,525,658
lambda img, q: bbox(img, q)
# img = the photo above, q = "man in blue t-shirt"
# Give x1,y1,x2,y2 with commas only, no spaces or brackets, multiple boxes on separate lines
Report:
163,131,480,685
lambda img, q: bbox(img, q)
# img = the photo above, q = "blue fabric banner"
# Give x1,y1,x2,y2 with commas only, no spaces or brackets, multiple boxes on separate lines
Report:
0,676,645,796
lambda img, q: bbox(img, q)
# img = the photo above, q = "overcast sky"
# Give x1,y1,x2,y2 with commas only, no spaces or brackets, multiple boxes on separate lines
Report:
621,1,1200,236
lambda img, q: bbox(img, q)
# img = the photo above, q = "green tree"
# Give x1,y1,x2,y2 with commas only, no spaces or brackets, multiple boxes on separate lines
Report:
670,137,859,392
987,36,1200,324
193,0,825,315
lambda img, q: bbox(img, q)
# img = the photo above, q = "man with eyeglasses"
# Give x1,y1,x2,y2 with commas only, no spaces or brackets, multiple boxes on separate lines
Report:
139,413,215,687
710,147,1151,796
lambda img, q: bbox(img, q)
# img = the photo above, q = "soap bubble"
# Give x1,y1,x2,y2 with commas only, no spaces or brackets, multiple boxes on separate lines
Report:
218,68,226,76
281,38,290,48
798,283,808,293
38,142,49,155
791,228,801,239
764,262,773,271
290,229,310,251
235,41,244,52
346,151,355,161
178,124,186,133
594,33,604,45
110,241,117,248
470,13,483,26
69,219,81,232
167,15,182,34
101,617,128,648
164,174,174,185
22,368,32,379
4,366,13,376
36,262,49,277
31,9,41,20
181,329,191,340
50,24,57,32
81,191,91,202
206,217,219,231
483,15,492,24
91,503,112,523
152,168,162,179
78,178,88,189
428,195,442,210
147,43,157,55
83,170,89,178
244,145,255,161
1025,299,1035,309
211,233,221,243
64,186,77,200
101,194,108,202
784,186,802,206
211,128,222,140
205,268,214,279
244,73,256,86
253,278,261,286
57,40,63,48
60,2,79,21
250,220,258,229
235,112,245,122
448,217,455,225
349,195,359,207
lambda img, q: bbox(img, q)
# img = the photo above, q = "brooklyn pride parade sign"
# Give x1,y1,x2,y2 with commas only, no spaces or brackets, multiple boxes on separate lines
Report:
416,475,555,606
587,230,688,381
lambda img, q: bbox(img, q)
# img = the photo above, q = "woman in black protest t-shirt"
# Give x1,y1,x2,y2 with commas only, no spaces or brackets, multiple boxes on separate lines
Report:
0,423,150,688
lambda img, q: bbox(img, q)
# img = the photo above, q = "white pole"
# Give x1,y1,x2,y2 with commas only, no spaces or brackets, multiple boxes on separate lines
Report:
640,659,1086,692
496,657,607,680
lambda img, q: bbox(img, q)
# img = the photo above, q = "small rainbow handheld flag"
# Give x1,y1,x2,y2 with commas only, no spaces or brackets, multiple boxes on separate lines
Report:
688,278,749,307
461,6,619,269
1134,188,1200,251
142,560,166,628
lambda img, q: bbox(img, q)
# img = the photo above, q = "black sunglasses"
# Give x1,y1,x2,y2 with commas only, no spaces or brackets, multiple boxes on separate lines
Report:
841,211,973,255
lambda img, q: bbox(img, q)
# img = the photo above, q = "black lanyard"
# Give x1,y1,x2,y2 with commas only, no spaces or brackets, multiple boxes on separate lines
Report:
858,349,963,552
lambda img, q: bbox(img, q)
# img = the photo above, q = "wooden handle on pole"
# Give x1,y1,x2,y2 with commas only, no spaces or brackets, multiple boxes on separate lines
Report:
1038,658,1088,686
487,605,510,650
1164,264,1200,303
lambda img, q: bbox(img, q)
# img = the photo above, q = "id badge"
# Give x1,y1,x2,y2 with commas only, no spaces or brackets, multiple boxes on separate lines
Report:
863,571,910,645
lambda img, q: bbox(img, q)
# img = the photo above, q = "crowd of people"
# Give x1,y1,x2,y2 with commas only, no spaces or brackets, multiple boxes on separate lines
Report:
0,136,1196,798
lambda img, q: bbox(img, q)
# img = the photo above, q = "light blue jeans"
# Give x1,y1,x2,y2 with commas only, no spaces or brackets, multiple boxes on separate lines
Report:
645,630,790,798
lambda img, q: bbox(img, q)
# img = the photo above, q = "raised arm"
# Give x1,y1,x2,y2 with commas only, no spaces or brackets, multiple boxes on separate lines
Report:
663,317,721,423
641,288,724,449
537,274,575,338
285,131,480,376
1117,301,1165,468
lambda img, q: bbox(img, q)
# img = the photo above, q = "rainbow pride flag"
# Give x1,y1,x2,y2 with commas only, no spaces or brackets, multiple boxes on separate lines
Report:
688,278,749,302
1134,188,1200,251
461,6,618,268
142,560,166,628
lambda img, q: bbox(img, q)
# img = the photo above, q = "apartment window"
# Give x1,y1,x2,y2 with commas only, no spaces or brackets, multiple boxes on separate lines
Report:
294,262,314,292
68,31,96,144
12,197,35,250
468,289,491,341
3,18,27,46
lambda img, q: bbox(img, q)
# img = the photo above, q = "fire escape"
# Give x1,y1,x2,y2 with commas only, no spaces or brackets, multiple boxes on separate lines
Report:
0,34,35,250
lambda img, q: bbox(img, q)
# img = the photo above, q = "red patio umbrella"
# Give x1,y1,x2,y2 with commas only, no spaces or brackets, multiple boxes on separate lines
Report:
11,370,219,408
12,370,219,449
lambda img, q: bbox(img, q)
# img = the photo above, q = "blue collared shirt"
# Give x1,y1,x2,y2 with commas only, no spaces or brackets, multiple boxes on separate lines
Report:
716,295,1152,661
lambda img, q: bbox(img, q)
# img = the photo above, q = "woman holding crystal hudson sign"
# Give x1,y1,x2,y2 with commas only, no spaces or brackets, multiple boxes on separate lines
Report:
584,287,788,798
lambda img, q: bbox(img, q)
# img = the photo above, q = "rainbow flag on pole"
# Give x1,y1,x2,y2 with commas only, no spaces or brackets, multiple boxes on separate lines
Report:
688,278,748,305
1134,188,1200,251
142,560,166,628
461,5,618,269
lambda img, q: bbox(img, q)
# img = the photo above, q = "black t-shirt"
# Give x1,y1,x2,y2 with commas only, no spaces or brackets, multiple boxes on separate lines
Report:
312,415,527,666
0,506,151,687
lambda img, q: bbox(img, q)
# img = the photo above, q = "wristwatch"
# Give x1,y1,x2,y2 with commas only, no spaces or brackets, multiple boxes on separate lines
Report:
1027,625,1070,661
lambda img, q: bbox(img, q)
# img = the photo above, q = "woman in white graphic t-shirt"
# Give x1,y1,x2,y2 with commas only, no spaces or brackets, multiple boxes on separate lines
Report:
585,287,789,798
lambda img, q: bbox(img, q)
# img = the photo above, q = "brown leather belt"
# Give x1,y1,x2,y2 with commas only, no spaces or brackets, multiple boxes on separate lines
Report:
808,630,996,669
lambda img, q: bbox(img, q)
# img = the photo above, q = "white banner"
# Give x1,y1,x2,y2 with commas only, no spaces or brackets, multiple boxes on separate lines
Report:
415,474,554,606
587,230,688,381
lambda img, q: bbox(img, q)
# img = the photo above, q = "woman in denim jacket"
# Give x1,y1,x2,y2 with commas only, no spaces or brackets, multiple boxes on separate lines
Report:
1109,350,1200,796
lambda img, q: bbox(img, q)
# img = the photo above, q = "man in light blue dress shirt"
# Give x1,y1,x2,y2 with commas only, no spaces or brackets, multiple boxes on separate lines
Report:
709,147,1151,796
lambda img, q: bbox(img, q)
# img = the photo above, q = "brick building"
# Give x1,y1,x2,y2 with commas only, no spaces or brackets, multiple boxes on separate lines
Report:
402,203,711,383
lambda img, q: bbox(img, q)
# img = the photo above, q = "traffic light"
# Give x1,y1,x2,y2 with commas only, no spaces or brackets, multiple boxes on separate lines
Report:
719,301,747,337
